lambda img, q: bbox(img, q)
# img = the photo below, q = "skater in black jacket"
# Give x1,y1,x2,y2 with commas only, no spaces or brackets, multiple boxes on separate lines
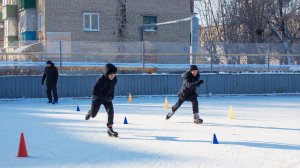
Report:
85,63,118,137
166,65,204,124
42,60,59,103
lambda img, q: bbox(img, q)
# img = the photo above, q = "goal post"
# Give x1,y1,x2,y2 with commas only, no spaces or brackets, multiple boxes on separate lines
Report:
138,15,199,66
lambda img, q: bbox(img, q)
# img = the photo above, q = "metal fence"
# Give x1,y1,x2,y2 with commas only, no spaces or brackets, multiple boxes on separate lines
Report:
1,41,300,75
1,74,300,98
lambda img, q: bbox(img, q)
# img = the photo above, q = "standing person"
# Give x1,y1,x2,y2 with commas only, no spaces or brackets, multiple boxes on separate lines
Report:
85,63,118,137
166,65,204,124
42,60,59,104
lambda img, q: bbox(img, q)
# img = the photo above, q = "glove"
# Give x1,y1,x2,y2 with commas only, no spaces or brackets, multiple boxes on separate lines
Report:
199,80,204,84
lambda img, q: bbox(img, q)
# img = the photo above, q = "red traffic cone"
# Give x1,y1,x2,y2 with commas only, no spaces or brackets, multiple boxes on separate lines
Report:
17,133,28,157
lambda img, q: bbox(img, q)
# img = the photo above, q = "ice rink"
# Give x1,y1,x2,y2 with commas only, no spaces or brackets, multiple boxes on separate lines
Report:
0,95,299,168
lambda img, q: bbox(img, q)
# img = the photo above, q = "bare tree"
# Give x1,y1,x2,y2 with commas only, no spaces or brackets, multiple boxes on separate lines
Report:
195,0,300,65
195,0,226,64
264,0,300,64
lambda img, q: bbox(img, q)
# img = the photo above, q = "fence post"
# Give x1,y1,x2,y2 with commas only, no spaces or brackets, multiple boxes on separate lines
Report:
59,41,62,70
142,41,145,73
210,44,213,71
190,16,199,65
267,51,270,72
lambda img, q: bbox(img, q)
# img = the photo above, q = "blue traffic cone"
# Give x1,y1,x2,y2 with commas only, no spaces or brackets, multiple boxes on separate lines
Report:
123,117,128,124
76,105,80,111
52,100,55,104
212,134,219,144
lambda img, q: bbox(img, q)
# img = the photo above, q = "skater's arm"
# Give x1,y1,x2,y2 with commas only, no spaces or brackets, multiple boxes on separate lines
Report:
185,80,201,88
92,78,104,95
111,78,117,99
183,76,201,88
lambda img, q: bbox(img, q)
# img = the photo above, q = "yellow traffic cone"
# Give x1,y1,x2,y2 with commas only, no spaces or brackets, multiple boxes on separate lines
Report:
228,105,234,119
164,97,169,109
128,93,132,103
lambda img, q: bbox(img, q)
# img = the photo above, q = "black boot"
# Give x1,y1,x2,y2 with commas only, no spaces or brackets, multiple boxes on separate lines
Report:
107,127,118,137
166,111,175,120
193,113,203,124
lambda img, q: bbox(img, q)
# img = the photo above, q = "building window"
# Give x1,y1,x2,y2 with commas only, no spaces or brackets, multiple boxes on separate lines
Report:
38,13,42,31
143,16,157,32
83,12,100,31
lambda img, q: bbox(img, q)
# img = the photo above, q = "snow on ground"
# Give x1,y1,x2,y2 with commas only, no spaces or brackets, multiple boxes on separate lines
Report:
0,95,299,168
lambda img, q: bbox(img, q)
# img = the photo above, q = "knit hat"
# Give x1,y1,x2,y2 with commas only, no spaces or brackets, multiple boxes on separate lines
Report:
46,60,52,64
190,65,198,71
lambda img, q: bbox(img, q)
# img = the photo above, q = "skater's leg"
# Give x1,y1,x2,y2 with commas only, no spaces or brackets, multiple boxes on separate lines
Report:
104,102,118,137
52,84,58,102
172,98,185,112
166,98,184,119
190,97,203,124
190,97,199,114
103,102,114,127
85,98,101,120
46,84,52,102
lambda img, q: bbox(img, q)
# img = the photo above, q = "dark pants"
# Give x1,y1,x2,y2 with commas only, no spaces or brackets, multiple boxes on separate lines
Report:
46,83,58,102
172,97,199,114
89,98,114,127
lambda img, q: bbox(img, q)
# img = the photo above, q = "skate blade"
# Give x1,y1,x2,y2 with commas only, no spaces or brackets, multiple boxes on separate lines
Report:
108,134,118,138
194,121,203,124
108,132,118,138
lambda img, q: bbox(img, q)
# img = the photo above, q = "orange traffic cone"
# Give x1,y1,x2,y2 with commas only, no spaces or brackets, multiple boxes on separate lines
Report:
164,97,169,109
228,105,234,119
17,133,28,157
128,93,132,103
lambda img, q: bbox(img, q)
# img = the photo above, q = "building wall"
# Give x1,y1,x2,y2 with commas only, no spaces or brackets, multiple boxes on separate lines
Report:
44,0,119,42
40,0,191,42
0,5,4,48
126,0,191,42
37,0,46,40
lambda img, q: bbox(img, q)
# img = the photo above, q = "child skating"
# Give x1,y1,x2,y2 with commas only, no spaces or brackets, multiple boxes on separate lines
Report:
85,63,119,137
166,65,204,124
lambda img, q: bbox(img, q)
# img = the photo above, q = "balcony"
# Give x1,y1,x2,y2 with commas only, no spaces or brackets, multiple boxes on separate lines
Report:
4,18,18,36
21,31,36,40
2,5,17,20
2,0,18,6
4,36,18,48
19,9,36,32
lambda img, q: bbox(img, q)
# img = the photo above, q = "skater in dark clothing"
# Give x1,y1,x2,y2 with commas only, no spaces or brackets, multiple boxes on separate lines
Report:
42,60,59,103
166,65,204,124
85,63,118,137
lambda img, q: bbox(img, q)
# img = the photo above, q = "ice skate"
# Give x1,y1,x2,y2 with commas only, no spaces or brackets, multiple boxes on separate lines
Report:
107,127,118,137
193,113,203,124
166,111,175,120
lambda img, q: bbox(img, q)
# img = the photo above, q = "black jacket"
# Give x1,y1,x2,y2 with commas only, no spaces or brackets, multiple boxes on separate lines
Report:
42,62,59,85
178,71,203,100
92,64,118,102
